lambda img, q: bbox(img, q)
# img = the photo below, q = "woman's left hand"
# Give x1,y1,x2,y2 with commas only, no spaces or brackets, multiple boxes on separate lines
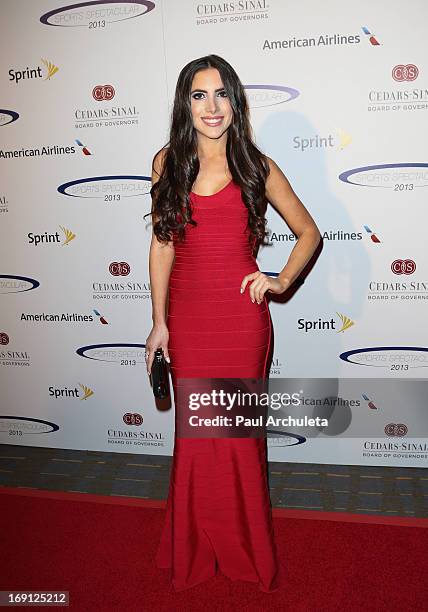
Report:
240,271,290,304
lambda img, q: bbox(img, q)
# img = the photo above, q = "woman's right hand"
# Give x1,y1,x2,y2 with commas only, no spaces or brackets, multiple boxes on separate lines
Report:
145,323,170,376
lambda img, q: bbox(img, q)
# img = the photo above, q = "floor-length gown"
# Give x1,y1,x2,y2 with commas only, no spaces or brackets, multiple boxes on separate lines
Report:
155,179,281,592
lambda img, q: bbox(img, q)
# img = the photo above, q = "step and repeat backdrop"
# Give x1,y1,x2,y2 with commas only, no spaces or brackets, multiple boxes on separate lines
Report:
1,0,427,467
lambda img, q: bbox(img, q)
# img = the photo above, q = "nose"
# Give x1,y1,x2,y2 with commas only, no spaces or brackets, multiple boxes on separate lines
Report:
205,93,219,114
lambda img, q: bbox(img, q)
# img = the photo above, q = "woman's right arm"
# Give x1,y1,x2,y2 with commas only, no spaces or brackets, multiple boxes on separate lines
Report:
145,148,175,375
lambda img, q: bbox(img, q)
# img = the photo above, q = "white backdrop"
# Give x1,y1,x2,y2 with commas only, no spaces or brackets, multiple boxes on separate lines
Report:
1,0,427,467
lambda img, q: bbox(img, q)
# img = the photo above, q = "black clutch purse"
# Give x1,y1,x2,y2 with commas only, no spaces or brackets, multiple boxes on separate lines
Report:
150,348,170,399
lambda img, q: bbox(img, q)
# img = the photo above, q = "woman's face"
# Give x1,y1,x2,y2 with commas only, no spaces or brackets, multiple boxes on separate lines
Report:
190,67,233,141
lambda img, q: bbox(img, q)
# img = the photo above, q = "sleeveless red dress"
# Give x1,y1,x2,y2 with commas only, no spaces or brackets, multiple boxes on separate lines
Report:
155,179,281,592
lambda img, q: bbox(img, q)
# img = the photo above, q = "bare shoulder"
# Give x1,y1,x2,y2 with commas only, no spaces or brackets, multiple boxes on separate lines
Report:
152,146,169,182
261,154,320,238
263,155,293,199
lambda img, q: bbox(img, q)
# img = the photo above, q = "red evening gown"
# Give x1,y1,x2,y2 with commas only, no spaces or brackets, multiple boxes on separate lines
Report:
155,179,281,592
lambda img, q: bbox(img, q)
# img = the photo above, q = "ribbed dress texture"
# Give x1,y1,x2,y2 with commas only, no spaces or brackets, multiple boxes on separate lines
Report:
155,180,281,592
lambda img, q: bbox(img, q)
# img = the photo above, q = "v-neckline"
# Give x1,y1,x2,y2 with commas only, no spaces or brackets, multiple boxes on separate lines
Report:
190,179,233,198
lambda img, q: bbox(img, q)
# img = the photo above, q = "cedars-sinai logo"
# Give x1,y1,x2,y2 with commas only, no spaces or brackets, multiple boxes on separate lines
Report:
0,333,31,367
109,261,130,276
92,262,150,300
0,109,19,127
40,1,155,28
93,84,115,101
392,64,418,82
244,85,300,109
74,85,139,129
391,259,416,275
385,423,408,437
196,0,269,25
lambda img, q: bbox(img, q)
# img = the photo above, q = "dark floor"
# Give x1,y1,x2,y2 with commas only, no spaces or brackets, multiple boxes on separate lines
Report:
0,444,427,518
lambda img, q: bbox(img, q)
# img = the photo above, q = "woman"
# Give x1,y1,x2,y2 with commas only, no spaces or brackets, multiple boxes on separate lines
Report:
145,54,321,592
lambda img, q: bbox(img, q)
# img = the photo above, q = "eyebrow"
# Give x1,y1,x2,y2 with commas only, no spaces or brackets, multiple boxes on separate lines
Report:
190,87,225,93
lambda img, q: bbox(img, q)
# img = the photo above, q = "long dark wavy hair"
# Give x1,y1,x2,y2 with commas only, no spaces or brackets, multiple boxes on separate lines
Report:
144,54,270,254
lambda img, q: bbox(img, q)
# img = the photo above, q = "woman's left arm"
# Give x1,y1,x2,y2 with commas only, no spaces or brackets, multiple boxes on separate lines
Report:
241,156,321,304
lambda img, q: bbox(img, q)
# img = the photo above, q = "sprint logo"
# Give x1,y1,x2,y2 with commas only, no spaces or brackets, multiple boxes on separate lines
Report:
293,129,352,152
41,58,59,80
336,129,352,149
28,227,76,246
336,313,355,333
298,313,355,332
60,226,76,245
49,383,94,400
9,59,59,84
